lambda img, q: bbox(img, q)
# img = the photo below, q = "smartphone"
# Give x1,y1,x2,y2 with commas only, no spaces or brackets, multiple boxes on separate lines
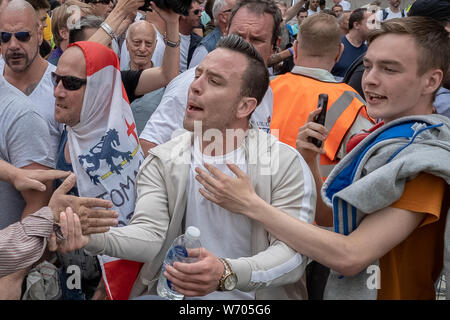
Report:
138,0,152,12
309,93,328,148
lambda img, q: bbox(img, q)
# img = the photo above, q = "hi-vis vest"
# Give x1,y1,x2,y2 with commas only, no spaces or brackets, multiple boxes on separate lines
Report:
270,72,373,177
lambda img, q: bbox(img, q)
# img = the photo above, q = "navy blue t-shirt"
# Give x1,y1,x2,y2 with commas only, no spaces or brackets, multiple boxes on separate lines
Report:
332,35,368,79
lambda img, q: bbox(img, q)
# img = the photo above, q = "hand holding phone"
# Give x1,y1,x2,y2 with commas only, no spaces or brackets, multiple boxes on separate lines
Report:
309,94,328,148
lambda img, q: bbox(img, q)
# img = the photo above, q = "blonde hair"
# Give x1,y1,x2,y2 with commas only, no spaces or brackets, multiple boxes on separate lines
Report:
51,0,94,47
298,12,342,57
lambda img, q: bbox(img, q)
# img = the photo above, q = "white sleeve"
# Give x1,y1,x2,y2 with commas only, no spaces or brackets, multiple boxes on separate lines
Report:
188,45,208,69
120,40,130,71
139,69,195,145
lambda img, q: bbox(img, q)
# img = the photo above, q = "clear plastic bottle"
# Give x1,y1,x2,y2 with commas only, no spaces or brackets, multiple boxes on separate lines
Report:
157,226,201,300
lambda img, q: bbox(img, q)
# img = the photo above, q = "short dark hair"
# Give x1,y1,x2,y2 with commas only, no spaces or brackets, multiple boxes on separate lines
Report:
228,0,282,48
348,7,367,30
216,34,269,106
297,7,307,17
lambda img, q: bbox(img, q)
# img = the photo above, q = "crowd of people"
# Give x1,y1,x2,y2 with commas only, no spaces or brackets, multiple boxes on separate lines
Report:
0,0,449,301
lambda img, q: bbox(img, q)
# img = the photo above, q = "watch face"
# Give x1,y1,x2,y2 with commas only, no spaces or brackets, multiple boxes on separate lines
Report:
224,274,237,290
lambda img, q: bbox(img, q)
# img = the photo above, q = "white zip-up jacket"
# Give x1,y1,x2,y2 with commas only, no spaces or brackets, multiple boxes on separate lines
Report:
85,128,316,299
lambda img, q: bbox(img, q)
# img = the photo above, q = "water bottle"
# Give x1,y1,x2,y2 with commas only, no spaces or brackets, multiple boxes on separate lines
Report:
157,226,201,300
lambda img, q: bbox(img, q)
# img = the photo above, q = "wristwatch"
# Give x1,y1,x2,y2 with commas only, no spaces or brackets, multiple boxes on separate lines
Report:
218,258,238,291
164,33,180,48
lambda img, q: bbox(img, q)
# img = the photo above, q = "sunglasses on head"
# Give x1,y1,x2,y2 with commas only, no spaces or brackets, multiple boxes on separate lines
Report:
0,31,31,44
51,72,87,91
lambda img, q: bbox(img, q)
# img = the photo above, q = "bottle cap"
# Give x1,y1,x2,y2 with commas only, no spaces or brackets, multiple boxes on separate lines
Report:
185,226,201,239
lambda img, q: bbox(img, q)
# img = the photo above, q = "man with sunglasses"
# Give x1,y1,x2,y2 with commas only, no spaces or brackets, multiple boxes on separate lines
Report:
84,0,114,18
51,3,180,300
0,0,61,162
178,0,203,73
188,0,237,69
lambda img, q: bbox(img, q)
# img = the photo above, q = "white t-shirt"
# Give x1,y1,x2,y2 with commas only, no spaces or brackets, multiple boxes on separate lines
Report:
1,61,61,161
188,44,208,69
179,33,191,74
185,139,255,300
307,8,320,16
139,67,273,145
376,7,406,21
339,0,351,11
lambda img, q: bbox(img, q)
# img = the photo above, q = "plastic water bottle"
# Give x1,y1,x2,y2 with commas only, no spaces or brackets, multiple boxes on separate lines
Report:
157,226,202,300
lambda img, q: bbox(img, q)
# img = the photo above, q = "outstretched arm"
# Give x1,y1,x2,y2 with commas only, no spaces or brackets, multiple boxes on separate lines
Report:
195,163,426,277
88,0,145,46
0,160,69,192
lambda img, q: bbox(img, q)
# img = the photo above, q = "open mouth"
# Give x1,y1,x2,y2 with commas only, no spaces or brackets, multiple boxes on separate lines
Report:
366,92,387,104
187,102,203,112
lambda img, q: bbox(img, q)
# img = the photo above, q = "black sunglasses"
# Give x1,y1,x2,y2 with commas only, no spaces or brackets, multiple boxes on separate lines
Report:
51,72,87,91
193,9,202,15
91,0,111,4
0,31,31,44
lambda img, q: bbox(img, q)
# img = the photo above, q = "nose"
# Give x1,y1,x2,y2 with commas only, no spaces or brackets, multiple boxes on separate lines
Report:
7,35,21,49
362,66,379,88
189,74,204,97
138,41,146,52
53,80,66,98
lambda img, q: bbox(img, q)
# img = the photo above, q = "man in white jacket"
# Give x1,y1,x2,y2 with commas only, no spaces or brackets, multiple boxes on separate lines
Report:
83,35,316,300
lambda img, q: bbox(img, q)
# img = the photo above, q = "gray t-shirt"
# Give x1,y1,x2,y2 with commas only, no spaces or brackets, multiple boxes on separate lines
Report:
0,80,55,229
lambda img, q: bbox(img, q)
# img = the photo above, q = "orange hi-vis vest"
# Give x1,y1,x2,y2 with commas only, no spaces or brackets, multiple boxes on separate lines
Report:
270,72,373,176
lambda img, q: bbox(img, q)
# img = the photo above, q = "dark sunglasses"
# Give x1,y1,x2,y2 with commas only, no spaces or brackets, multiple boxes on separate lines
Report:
0,31,31,44
92,0,111,4
193,9,202,15
51,72,87,91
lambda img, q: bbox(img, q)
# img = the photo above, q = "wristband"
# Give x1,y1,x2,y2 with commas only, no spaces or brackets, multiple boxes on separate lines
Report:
100,22,117,41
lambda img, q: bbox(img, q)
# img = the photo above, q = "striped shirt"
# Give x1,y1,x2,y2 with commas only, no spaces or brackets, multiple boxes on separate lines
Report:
0,207,54,277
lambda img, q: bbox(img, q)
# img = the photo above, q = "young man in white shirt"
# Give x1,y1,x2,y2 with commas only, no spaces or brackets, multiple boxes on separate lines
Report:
377,0,406,21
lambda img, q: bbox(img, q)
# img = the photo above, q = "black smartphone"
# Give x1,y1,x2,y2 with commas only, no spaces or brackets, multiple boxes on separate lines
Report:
309,93,328,148
138,0,152,12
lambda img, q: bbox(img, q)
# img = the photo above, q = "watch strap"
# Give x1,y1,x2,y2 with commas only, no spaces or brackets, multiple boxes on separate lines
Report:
164,33,180,48
218,258,232,291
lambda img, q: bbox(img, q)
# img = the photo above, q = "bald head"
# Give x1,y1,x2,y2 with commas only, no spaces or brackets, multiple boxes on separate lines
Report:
126,20,157,71
0,0,38,24
0,0,43,73
126,20,156,42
